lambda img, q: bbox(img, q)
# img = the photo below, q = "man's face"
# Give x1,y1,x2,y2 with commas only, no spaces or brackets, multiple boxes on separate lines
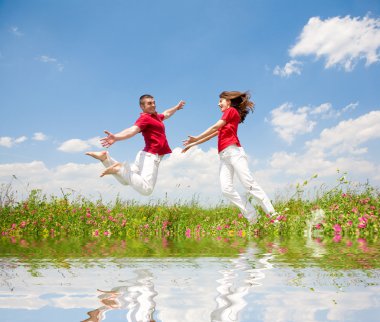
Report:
140,97,156,114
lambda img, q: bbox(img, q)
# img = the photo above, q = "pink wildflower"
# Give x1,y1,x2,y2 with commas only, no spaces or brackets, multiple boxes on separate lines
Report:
93,230,99,237
238,213,244,219
358,222,367,229
333,234,342,243
216,226,222,231
333,224,342,235
185,228,191,238
358,217,367,229
315,223,322,230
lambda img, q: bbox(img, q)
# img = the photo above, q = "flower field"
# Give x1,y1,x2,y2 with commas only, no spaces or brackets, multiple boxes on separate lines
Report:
1,174,379,240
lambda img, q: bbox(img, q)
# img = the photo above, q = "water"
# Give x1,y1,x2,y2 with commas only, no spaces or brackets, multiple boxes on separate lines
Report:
1,236,379,322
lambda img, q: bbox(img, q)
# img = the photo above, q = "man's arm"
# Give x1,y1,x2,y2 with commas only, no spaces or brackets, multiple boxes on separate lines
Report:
100,125,140,148
162,100,186,120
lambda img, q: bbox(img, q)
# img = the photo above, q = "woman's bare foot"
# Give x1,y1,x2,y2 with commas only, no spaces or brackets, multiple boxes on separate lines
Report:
100,162,122,177
85,151,108,162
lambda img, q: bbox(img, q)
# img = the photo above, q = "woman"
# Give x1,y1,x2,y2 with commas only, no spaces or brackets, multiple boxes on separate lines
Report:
182,91,275,223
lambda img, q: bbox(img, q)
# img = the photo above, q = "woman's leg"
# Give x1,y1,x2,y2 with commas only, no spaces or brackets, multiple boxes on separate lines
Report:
219,157,257,221
232,150,275,215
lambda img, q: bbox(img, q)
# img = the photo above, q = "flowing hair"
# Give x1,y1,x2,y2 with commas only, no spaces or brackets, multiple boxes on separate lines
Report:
219,91,255,123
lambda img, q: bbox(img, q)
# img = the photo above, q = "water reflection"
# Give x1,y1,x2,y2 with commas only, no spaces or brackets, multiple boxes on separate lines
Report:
211,249,273,322
1,237,380,322
82,269,157,322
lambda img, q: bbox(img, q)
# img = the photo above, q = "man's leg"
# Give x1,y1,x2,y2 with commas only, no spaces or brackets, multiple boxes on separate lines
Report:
86,151,128,185
128,151,160,195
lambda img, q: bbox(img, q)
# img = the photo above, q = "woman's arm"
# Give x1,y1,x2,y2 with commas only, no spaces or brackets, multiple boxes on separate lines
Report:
184,119,226,145
100,125,140,148
182,131,218,153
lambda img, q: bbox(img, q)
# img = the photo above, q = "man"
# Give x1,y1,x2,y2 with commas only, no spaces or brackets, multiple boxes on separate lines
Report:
86,94,185,195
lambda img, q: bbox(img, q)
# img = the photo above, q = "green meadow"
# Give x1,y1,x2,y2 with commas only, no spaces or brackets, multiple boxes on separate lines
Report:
1,173,379,241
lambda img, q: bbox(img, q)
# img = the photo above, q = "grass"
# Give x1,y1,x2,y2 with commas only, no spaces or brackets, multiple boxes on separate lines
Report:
0,173,379,240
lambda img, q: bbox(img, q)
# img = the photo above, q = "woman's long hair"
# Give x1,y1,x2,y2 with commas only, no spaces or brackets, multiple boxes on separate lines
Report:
219,91,255,123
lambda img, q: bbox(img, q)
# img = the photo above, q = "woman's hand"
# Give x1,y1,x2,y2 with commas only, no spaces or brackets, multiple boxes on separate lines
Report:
100,130,116,148
181,143,195,153
183,135,197,146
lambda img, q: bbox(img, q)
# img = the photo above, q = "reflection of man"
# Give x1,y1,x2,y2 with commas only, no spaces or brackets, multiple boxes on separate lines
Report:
82,289,121,322
81,269,157,322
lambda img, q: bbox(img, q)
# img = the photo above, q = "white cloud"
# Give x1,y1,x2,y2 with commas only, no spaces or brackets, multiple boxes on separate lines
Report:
33,132,48,141
269,103,316,144
290,15,380,71
10,26,23,36
0,147,222,204
310,103,331,115
36,55,64,72
306,110,380,155
269,102,362,143
273,60,302,77
14,136,27,144
0,136,28,148
270,110,380,180
342,102,358,113
38,55,57,63
0,137,13,148
58,137,101,153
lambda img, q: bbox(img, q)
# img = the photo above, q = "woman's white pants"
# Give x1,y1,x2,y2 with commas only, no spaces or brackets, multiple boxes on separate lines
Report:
102,151,162,196
219,145,275,221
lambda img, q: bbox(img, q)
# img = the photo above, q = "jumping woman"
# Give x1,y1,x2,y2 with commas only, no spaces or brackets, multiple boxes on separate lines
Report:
182,91,275,223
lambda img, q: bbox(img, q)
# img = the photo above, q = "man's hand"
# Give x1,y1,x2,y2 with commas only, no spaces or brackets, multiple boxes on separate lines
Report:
176,100,186,110
100,130,116,148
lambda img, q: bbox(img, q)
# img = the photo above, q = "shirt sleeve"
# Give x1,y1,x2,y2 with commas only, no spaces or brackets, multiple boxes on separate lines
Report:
158,113,165,121
134,115,148,130
221,108,234,123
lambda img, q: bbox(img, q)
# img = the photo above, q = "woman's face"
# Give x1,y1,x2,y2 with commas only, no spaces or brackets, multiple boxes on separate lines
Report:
218,98,231,112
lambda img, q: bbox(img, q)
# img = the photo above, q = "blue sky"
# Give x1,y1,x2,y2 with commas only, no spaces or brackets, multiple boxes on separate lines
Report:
1,0,380,204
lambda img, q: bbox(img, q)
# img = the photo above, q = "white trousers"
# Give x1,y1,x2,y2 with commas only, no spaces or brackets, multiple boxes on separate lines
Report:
219,145,275,221
102,151,162,196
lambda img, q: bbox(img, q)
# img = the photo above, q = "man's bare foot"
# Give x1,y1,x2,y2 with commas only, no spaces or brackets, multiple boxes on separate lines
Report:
85,151,108,162
100,162,122,177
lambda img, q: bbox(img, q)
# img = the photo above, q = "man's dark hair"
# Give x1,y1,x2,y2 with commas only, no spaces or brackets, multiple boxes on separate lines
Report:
139,94,154,105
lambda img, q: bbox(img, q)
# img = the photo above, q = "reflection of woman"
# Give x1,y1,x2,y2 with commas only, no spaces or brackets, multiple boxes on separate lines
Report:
211,249,274,322
183,91,275,223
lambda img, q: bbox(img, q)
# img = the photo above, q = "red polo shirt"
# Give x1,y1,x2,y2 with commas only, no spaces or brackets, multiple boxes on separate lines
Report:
218,107,241,153
134,112,172,155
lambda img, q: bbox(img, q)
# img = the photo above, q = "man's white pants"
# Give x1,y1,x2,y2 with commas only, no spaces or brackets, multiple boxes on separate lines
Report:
102,151,162,196
219,145,275,221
